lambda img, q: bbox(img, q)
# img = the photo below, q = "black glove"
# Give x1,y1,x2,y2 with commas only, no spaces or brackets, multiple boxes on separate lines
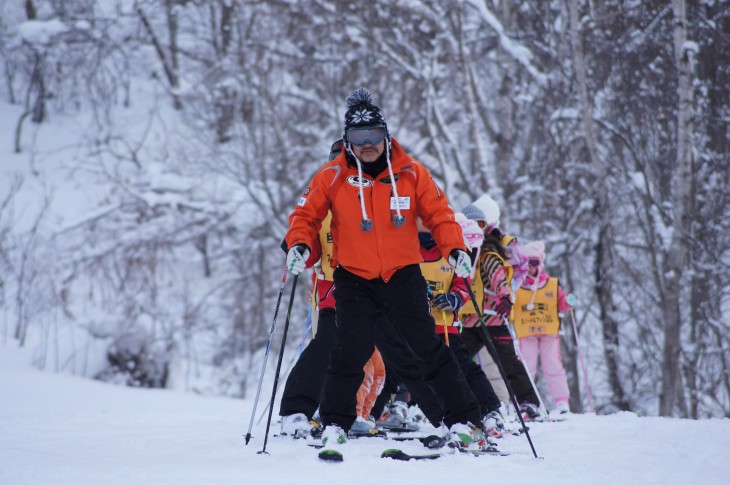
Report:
494,295,513,317
433,292,463,312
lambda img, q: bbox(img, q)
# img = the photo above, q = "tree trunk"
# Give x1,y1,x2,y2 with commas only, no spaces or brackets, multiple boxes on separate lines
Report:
568,0,628,411
595,213,629,410
164,0,182,110
138,6,182,110
25,0,37,19
659,0,695,417
219,0,235,58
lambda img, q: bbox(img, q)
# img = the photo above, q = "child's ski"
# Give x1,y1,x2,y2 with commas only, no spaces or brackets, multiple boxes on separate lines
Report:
381,448,441,461
527,416,567,423
381,447,510,461
376,422,420,433
318,449,343,462
308,434,446,450
389,434,447,449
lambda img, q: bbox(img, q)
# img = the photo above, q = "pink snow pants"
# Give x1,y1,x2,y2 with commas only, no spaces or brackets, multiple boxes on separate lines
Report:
518,334,570,405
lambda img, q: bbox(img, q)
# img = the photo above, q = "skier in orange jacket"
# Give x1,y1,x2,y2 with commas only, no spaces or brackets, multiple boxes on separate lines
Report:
283,88,483,451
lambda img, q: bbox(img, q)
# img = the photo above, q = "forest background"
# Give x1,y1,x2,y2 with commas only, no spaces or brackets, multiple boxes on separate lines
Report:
0,0,727,419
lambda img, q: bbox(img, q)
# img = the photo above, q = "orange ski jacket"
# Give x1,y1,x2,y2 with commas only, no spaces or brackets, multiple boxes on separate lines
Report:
285,138,466,282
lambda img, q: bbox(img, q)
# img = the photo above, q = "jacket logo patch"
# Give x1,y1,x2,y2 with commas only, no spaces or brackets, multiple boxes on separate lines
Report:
303,187,311,195
346,175,373,188
298,197,307,207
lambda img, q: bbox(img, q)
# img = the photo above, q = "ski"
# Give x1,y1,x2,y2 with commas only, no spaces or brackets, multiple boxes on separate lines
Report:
526,416,567,423
318,449,343,462
390,434,447,449
456,447,511,457
381,448,441,461
381,447,510,461
307,434,445,450
375,422,420,433
349,427,388,438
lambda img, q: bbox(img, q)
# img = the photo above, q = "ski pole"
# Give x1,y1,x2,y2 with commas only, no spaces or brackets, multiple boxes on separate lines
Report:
256,306,313,425
245,269,288,445
259,274,299,455
502,316,549,418
464,280,540,459
441,309,450,346
570,308,595,413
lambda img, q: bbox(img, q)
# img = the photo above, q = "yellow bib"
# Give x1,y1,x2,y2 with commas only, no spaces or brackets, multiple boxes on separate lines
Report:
420,257,457,327
319,212,335,281
459,267,483,321
513,278,560,337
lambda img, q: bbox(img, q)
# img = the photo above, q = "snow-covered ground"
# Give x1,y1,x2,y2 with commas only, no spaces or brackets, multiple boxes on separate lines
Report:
1,344,728,485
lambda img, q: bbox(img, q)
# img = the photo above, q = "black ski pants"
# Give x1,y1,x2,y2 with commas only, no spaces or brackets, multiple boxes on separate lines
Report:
444,333,501,417
461,324,540,406
373,333,446,427
320,265,480,431
279,308,337,419
372,332,502,427
279,306,445,426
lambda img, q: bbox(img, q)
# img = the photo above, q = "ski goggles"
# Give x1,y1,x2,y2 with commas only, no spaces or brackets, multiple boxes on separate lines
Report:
329,139,343,161
463,233,484,249
345,126,387,146
528,259,540,267
475,220,495,232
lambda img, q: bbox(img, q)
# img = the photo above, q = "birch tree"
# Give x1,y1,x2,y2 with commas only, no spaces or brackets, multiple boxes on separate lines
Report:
658,0,695,417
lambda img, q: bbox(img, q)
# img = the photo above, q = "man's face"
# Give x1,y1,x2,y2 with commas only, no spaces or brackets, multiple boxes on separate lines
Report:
352,139,385,163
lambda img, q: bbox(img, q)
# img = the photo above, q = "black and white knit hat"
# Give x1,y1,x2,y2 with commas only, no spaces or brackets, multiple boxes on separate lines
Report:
342,88,404,232
344,88,387,130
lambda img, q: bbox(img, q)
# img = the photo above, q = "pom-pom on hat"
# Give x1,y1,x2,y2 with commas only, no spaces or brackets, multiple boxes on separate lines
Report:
344,88,387,130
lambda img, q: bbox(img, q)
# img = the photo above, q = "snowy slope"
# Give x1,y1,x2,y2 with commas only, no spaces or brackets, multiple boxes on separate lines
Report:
1,345,729,485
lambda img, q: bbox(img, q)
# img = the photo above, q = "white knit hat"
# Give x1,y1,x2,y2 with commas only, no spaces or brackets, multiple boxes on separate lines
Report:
522,240,546,264
472,194,500,227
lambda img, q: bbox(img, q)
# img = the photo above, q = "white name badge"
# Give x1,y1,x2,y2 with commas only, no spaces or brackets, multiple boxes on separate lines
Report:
390,196,411,210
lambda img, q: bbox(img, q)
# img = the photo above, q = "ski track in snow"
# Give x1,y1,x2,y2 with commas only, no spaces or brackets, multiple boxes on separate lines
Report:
1,346,729,485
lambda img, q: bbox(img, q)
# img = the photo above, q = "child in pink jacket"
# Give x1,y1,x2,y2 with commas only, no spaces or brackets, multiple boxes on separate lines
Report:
514,241,575,414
